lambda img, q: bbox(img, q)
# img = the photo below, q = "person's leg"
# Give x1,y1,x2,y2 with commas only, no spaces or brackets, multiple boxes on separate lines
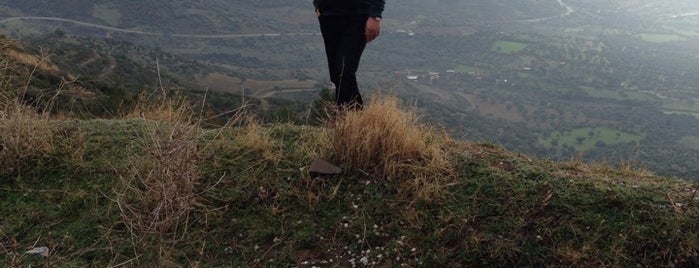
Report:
319,16,343,92
335,16,368,109
319,16,368,109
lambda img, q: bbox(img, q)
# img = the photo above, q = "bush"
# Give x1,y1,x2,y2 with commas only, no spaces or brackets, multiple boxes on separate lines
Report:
0,102,56,178
328,94,454,199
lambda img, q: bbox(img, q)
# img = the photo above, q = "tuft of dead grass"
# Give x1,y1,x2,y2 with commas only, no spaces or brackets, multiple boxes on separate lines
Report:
111,92,214,265
113,121,206,265
110,90,277,265
126,92,195,123
0,61,56,178
233,118,283,164
327,94,455,199
0,103,54,161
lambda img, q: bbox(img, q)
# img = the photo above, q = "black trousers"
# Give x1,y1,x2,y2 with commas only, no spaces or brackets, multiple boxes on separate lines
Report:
319,16,368,108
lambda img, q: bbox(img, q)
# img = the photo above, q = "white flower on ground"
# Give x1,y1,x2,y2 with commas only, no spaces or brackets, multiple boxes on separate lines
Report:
360,256,369,265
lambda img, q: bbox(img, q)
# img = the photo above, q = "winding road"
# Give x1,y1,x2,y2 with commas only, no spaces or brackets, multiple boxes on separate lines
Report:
494,0,575,23
0,0,577,37
0,16,318,39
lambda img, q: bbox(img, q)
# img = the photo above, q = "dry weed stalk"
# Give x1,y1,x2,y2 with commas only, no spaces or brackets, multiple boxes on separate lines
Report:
112,90,257,264
0,47,79,263
127,92,194,123
113,92,210,264
0,62,56,177
329,94,454,199
0,102,54,158
0,60,14,102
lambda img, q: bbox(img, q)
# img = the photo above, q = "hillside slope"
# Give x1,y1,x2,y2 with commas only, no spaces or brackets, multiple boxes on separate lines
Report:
1,90,697,267
0,36,307,125
0,0,566,34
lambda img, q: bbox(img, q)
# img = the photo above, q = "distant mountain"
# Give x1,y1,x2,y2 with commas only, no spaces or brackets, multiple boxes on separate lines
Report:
4,0,699,39
0,35,305,122
0,0,314,34
0,0,572,35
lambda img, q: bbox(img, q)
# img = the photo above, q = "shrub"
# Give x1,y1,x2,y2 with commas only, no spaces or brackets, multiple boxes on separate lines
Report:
328,94,454,199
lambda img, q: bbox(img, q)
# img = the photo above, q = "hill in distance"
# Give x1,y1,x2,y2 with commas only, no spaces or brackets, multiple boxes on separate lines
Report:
1,37,698,267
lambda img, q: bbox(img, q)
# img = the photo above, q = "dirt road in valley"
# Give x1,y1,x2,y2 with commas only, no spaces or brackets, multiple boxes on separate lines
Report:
0,16,318,39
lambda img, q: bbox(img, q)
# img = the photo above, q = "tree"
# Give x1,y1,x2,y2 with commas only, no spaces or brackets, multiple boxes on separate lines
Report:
551,139,559,147
53,28,66,38
576,136,586,145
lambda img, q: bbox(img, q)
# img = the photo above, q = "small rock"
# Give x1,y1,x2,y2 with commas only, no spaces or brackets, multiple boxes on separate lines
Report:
25,246,49,257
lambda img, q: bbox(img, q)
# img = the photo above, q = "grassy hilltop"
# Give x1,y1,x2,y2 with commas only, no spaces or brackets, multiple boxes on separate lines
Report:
1,37,698,267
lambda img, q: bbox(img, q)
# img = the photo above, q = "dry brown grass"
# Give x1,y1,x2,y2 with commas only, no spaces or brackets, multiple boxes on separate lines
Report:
113,122,206,265
233,119,284,164
4,49,60,74
0,60,13,102
111,92,211,265
126,92,195,123
0,102,55,167
110,90,266,265
0,57,56,178
327,94,455,199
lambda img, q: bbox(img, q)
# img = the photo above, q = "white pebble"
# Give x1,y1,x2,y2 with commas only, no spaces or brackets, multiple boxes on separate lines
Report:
360,257,369,265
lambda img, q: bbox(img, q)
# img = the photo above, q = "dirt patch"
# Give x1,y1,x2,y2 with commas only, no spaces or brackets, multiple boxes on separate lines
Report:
458,93,526,122
197,73,242,93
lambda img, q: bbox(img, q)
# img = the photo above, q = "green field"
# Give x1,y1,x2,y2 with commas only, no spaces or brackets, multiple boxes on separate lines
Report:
663,21,699,38
637,33,685,43
92,4,121,26
661,99,699,118
662,99,699,111
492,41,528,54
679,135,699,151
546,127,644,152
582,87,655,101
454,65,477,73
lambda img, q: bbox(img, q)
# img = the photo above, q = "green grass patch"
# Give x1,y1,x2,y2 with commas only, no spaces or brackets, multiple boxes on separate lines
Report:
678,135,699,151
545,127,644,151
516,71,532,78
492,41,528,54
582,87,655,101
663,110,699,119
535,86,575,95
661,99,699,113
454,65,477,73
589,55,610,65
552,87,575,94
92,4,122,26
661,99,699,119
637,33,685,43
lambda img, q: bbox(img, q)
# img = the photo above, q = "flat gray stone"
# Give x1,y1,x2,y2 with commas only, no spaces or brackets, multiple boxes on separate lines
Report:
309,157,342,178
